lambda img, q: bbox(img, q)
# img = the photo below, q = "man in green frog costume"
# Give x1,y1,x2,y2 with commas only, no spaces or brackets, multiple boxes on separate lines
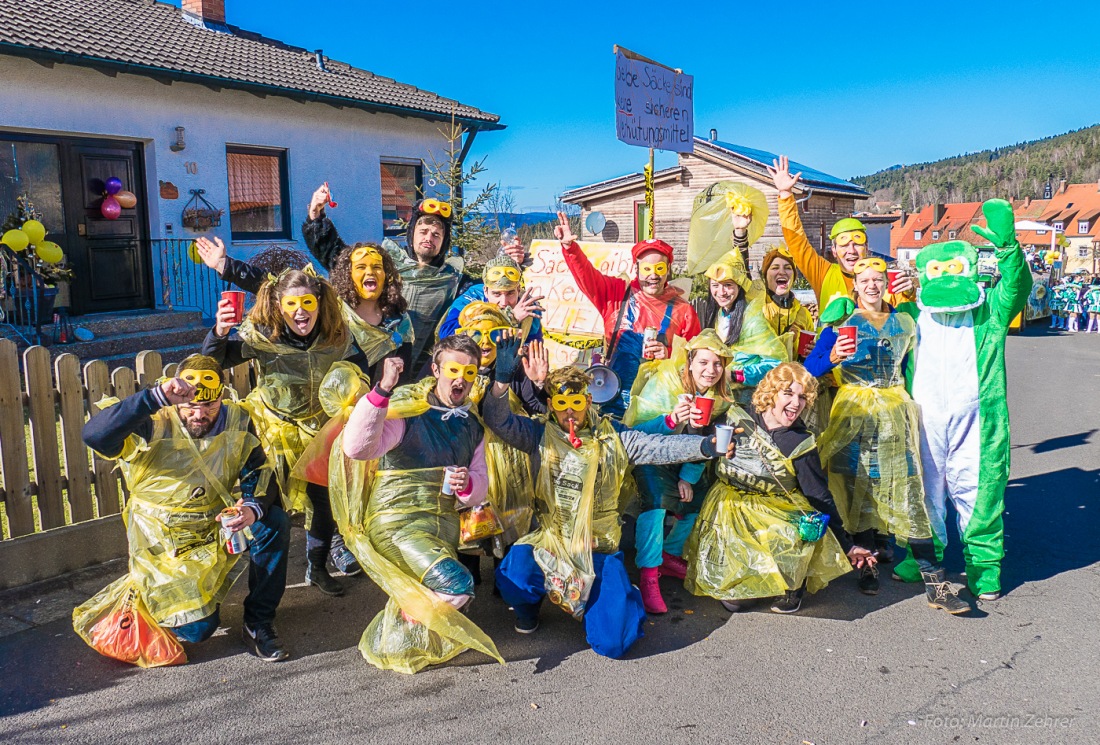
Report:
894,199,1032,601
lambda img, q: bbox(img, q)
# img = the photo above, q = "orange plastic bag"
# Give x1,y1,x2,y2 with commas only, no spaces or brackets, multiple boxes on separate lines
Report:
76,578,187,668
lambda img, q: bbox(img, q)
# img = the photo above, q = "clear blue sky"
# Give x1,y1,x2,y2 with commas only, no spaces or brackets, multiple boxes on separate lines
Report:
220,0,1100,211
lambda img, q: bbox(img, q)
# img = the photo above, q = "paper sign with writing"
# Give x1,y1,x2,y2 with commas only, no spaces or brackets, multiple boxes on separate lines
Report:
614,49,694,153
524,239,636,368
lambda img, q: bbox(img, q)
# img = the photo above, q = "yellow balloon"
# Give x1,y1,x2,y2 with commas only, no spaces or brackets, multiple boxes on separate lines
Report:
2,229,30,252
188,241,202,264
22,220,46,245
36,241,64,264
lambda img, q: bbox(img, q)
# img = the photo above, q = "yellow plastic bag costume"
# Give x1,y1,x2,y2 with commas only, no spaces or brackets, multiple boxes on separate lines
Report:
74,401,266,662
817,310,931,540
235,319,350,511
343,304,414,367
684,405,851,600
686,182,769,275
327,377,504,673
624,331,733,429
517,414,629,618
290,362,370,486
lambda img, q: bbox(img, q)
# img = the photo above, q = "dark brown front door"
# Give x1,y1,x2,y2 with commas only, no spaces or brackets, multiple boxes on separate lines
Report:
62,141,151,314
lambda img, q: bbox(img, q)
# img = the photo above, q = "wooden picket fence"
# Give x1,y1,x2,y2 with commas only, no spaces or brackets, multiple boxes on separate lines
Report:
0,339,253,541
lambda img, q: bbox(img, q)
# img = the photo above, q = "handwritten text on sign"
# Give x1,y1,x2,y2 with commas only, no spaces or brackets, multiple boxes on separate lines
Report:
614,50,694,153
525,240,636,368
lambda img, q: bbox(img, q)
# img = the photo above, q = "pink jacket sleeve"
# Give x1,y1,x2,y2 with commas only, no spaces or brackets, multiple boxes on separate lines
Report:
342,388,406,461
456,437,489,507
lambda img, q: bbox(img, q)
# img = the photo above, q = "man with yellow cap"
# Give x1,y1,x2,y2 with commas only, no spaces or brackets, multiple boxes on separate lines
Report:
768,156,914,306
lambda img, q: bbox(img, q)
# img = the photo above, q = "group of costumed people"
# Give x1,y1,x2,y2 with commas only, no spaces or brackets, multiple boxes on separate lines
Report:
72,159,1030,673
1047,273,1100,332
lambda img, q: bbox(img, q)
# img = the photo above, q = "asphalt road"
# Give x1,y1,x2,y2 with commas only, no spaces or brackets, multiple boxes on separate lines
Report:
2,324,1097,745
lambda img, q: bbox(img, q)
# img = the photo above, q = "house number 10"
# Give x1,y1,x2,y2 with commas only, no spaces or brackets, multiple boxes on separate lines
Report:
185,162,198,175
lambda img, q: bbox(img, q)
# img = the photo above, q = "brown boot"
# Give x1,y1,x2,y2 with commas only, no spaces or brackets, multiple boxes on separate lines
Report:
922,569,969,615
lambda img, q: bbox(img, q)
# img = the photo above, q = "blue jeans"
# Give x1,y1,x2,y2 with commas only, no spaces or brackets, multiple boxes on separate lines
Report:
172,505,291,642
496,544,646,659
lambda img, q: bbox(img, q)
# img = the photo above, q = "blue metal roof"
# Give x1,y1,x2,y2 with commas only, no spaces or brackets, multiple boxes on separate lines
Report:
706,140,866,195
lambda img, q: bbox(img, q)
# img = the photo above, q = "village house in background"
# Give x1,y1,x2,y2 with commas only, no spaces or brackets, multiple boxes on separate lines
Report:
888,179,1100,274
561,132,872,270
0,0,501,344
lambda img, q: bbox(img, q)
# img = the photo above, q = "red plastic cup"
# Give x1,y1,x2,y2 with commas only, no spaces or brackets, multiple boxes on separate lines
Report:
693,395,715,427
222,290,245,324
887,270,901,294
797,330,816,358
837,325,858,347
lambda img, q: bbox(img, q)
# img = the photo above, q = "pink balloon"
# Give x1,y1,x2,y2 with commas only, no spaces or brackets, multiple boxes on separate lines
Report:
101,195,121,220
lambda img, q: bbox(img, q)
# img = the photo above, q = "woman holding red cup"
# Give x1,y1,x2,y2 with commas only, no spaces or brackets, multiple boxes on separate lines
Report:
803,258,935,598
622,330,734,614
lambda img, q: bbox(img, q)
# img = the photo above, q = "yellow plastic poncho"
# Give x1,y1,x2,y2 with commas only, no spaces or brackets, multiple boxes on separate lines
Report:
517,413,629,618
236,319,350,511
624,331,733,429
817,310,931,540
686,182,769,275
684,404,851,600
328,377,507,673
74,401,266,644
343,304,414,367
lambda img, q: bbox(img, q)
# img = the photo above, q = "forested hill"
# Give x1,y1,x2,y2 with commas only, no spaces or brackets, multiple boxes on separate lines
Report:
853,125,1100,210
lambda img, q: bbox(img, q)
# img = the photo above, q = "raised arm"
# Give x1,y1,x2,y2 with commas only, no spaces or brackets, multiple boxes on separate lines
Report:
972,200,1033,326
483,382,544,453
768,156,832,297
81,387,164,458
301,184,349,271
343,358,407,461
556,211,627,311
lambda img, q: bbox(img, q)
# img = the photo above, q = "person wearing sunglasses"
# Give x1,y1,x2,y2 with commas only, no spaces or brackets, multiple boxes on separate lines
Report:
801,260,959,611
554,212,701,419
337,336,504,673
768,155,915,308
454,300,549,416
203,268,354,598
438,253,544,345
303,191,472,378
78,355,292,662
483,337,733,658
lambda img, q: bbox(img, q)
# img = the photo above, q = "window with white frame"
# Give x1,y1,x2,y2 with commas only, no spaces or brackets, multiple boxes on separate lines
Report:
1079,220,1090,234
914,230,922,240
1053,221,1064,231
1079,246,1090,259
948,230,957,239
932,230,940,240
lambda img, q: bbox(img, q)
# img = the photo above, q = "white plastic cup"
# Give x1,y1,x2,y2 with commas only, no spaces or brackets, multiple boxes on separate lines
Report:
441,466,458,495
714,424,735,454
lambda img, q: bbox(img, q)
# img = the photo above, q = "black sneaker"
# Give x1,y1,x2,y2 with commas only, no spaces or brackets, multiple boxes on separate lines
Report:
242,623,290,662
770,588,804,614
921,569,970,615
858,564,880,595
514,615,540,634
329,545,362,576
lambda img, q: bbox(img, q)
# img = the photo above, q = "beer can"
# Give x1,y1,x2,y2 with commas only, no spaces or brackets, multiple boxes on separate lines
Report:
220,508,249,554
643,326,659,344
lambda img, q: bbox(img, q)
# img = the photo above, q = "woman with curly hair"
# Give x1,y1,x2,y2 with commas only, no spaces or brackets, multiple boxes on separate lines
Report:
684,362,873,614
194,236,412,384
203,268,353,597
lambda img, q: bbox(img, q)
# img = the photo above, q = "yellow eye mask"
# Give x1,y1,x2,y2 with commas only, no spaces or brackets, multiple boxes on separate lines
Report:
550,393,589,412
924,257,970,280
280,294,318,314
834,230,867,247
441,362,479,382
420,198,453,219
852,257,887,275
484,266,521,285
350,246,384,263
178,370,223,403
638,261,668,278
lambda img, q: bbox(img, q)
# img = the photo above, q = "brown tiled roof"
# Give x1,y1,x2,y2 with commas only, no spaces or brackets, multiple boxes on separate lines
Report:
0,0,502,129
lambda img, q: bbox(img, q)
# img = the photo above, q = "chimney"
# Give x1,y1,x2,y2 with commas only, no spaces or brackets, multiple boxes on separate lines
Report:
709,128,718,142
182,0,225,24
1024,196,1031,208
932,203,945,225
315,49,326,72
1059,178,1067,194
899,209,907,227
